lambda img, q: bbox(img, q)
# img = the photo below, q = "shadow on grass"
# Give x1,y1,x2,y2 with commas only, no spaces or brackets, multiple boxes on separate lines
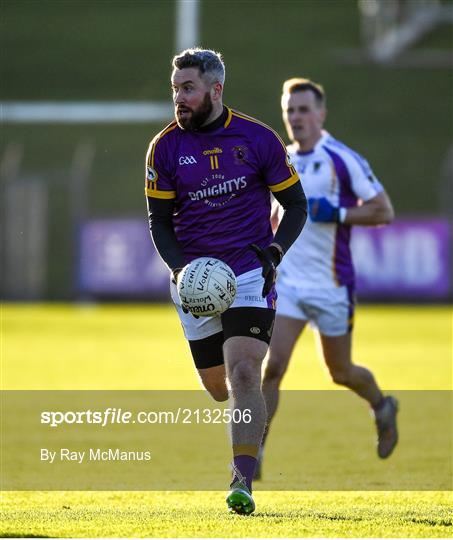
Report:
251,511,363,522
410,518,452,527
312,512,364,522
0,535,50,538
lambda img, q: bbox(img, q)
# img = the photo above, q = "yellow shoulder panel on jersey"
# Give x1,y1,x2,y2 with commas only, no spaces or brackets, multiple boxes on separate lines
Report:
145,120,177,199
146,120,178,170
224,107,233,128
269,172,300,193
145,183,176,199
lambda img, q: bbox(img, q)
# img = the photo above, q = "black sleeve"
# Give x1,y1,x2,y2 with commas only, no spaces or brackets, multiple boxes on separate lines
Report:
146,196,185,272
272,181,307,255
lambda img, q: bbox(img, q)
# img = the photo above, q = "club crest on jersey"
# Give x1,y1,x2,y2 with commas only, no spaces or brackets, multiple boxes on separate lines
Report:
232,145,249,165
179,155,197,166
285,152,294,167
146,166,157,182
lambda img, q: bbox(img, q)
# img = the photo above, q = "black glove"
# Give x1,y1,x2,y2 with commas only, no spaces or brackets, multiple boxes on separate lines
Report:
250,244,282,297
171,267,183,285
172,267,199,319
181,304,199,319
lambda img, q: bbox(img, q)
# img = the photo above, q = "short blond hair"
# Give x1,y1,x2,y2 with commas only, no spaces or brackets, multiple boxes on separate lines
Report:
282,77,325,105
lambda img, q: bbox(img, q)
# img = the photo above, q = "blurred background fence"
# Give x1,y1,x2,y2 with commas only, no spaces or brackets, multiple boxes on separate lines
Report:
1,0,452,302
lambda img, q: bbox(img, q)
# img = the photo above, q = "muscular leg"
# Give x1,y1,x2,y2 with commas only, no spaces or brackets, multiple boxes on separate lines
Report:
222,334,269,495
224,336,268,450
262,315,306,431
197,365,228,402
318,332,383,406
319,331,398,458
189,332,228,402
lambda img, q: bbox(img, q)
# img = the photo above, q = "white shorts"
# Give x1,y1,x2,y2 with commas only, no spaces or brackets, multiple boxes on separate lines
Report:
170,267,277,341
276,281,355,336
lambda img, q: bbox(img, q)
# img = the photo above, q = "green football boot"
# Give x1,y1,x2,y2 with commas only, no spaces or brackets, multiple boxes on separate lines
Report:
226,465,255,515
226,480,255,515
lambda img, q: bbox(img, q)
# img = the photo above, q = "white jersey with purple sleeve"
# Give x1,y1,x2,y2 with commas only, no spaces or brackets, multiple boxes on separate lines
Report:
145,107,300,277
278,131,384,289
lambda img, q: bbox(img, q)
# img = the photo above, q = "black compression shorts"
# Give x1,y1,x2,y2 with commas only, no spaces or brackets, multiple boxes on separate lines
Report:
188,307,275,369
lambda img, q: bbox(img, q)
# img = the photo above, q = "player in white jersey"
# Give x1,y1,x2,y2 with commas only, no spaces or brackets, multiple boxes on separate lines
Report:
258,78,398,477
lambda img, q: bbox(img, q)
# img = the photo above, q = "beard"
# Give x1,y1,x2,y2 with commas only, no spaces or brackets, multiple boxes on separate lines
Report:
175,92,213,131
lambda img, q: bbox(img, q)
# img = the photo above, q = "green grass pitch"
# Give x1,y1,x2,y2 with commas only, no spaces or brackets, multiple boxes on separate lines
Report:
1,303,452,537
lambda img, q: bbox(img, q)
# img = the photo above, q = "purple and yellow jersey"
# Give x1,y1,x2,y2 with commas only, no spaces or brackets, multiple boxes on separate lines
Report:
145,107,299,276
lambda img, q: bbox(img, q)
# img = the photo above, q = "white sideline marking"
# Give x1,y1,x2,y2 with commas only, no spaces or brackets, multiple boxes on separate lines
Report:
0,101,174,123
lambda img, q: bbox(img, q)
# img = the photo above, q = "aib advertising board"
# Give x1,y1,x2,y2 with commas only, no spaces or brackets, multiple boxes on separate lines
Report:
79,218,451,301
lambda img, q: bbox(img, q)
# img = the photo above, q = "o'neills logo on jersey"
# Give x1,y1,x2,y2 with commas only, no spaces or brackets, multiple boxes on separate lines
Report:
202,147,223,155
188,175,247,206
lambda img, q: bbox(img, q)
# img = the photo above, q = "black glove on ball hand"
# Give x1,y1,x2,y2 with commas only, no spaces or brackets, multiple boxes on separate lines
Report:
181,304,199,319
250,244,282,297
171,267,183,285
172,267,200,319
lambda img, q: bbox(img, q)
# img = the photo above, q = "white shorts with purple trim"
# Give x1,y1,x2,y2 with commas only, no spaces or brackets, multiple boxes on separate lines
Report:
170,267,276,341
276,282,355,336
